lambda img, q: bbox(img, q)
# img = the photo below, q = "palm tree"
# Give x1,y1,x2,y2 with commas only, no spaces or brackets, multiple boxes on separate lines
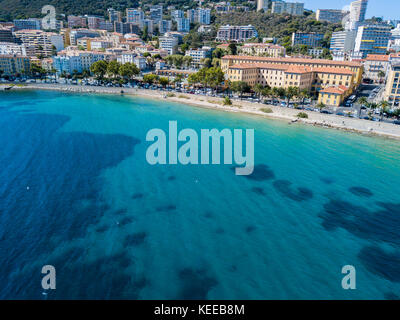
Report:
357,97,368,118
378,100,390,121
316,102,326,112
253,84,264,100
285,86,300,107
369,102,379,119
262,87,272,102
298,89,310,107
378,71,386,84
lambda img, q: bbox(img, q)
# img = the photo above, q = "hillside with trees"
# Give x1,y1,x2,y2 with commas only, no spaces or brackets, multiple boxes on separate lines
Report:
214,11,343,49
0,0,201,20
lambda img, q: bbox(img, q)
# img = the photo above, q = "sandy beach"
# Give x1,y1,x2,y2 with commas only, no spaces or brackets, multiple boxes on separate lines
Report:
4,82,400,140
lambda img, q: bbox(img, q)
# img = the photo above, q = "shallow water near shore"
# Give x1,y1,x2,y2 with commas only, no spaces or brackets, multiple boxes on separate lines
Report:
1,89,400,299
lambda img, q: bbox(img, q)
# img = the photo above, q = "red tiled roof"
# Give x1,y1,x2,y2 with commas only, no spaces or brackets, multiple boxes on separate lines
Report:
320,86,348,94
285,65,312,74
365,54,389,62
230,63,288,70
312,66,354,75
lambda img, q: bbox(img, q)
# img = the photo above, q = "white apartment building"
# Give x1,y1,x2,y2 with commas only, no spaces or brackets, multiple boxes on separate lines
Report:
185,46,213,67
0,42,27,56
159,35,179,55
257,0,270,12
197,9,211,25
117,53,147,70
176,18,190,32
347,0,368,31
14,30,64,57
271,1,304,16
126,9,144,25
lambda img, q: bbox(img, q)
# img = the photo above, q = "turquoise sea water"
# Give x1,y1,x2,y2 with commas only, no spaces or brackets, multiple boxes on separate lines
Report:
1,89,400,299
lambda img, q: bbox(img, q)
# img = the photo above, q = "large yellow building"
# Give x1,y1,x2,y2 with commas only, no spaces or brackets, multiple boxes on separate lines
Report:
0,55,31,75
222,55,363,106
384,63,400,107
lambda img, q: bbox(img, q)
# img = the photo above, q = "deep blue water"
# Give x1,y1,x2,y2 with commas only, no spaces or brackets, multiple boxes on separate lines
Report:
1,90,400,299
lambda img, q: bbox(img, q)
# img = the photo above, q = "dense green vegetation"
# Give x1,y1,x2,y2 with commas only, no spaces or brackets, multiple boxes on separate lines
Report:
0,0,215,20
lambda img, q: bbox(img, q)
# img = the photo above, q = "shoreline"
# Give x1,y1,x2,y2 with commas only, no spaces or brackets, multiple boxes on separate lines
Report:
3,82,400,141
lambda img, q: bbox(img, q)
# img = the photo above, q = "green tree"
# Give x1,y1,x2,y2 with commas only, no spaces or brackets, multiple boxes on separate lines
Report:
159,76,169,87
200,57,212,68
253,83,264,99
90,60,108,79
183,55,193,68
228,43,237,55
107,60,121,78
298,89,310,107
143,74,159,84
284,86,300,106
378,71,386,83
119,63,139,80
231,81,251,99
316,102,326,111
379,100,390,121
206,67,225,92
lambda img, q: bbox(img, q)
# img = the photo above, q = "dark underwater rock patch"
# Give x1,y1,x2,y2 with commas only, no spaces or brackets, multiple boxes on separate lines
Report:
156,204,177,212
320,177,335,185
177,268,218,300
320,199,400,246
204,212,213,219
132,193,144,200
246,226,256,233
251,187,265,195
124,232,147,247
96,225,109,233
114,208,128,215
273,180,313,202
232,164,275,181
120,217,134,226
384,292,400,300
358,246,400,283
349,186,374,198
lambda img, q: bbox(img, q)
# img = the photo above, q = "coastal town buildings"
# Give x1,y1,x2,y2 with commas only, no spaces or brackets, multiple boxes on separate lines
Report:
216,25,258,42
67,16,87,28
0,27,17,43
107,8,122,23
0,42,26,56
240,43,286,57
291,32,324,48
185,46,213,67
159,35,179,55
347,0,368,30
0,55,30,75
52,50,106,74
14,30,64,57
176,18,190,32
316,9,349,24
221,55,363,106
362,54,390,82
13,19,41,31
384,63,400,106
126,9,144,25
330,30,357,53
354,24,391,58
257,0,270,12
271,1,304,16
